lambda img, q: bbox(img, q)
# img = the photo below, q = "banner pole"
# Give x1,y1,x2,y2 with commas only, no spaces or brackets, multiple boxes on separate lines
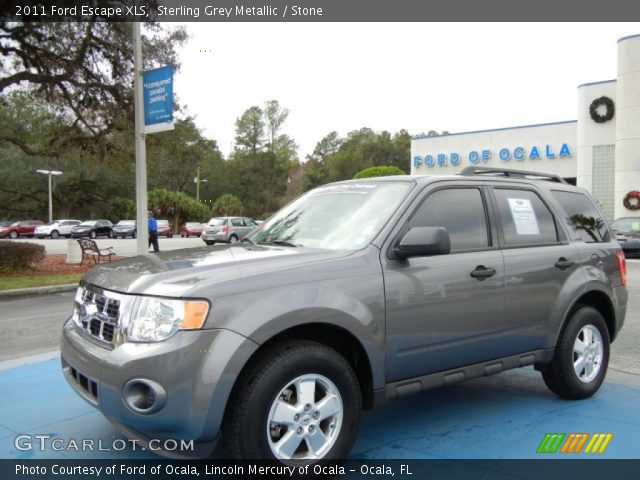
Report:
133,21,149,255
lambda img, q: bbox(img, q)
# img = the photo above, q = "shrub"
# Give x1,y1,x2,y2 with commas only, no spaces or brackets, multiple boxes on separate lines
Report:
353,165,407,179
0,241,46,272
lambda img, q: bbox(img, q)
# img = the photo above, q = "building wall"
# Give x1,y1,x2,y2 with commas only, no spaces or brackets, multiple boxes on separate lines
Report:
615,34,640,220
411,122,577,178
576,80,617,197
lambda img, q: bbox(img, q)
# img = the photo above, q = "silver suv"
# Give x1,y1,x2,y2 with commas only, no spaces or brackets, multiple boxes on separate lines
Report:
201,216,258,245
61,168,628,464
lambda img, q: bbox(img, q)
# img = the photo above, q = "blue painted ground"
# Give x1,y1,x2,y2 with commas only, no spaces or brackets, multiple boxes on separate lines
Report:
1,358,639,460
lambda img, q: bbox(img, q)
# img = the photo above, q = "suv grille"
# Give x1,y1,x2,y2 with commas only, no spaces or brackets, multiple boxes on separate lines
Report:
75,285,122,345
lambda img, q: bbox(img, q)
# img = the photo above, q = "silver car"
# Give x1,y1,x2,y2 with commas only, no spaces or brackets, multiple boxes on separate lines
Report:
201,216,258,245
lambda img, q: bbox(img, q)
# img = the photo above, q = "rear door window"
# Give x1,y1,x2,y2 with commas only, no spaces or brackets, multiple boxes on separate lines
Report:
551,190,610,243
493,189,558,246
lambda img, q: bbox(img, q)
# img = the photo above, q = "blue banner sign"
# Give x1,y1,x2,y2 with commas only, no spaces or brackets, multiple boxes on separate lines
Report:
413,143,572,168
143,65,174,133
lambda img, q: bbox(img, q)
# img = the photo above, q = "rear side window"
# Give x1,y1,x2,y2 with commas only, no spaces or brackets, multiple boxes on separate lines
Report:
493,189,558,246
551,190,610,243
410,188,489,252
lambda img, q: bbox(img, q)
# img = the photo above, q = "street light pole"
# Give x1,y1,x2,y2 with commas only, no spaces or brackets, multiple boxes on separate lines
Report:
36,169,63,222
194,167,207,202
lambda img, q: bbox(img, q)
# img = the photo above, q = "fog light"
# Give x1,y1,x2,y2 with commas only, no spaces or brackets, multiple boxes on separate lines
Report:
122,379,167,414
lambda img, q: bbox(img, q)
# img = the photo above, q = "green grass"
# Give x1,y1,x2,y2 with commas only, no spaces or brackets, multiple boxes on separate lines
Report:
0,274,82,291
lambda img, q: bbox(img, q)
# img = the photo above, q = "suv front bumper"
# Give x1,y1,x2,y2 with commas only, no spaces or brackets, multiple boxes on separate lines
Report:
60,319,258,457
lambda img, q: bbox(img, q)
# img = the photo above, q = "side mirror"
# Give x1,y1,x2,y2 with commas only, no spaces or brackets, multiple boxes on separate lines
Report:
393,226,451,260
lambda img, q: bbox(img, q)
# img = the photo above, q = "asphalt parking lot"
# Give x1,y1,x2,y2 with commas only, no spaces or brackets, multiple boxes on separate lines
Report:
0,259,638,461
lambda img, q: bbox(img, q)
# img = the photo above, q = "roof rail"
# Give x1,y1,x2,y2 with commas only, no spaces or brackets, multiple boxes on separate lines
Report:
459,166,568,184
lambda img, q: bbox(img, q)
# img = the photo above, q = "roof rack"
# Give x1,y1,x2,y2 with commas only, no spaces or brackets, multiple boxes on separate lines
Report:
459,166,568,184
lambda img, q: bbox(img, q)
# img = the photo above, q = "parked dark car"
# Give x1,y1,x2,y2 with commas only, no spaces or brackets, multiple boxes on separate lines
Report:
612,217,640,258
71,220,114,239
180,222,204,237
0,220,44,239
112,220,137,239
157,219,173,238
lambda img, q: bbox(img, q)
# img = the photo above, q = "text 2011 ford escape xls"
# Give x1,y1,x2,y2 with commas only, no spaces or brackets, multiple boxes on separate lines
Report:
61,167,628,463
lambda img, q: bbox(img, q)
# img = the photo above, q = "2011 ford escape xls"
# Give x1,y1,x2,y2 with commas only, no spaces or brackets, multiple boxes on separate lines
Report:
61,167,628,463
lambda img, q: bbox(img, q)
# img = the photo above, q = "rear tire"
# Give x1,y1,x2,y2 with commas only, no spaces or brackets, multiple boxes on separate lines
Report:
229,235,238,244
205,241,215,246
541,306,610,400
90,230,96,239
224,340,361,463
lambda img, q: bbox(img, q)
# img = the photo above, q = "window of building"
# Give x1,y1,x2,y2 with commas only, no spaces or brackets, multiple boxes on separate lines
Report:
493,189,558,246
552,190,610,243
409,188,489,252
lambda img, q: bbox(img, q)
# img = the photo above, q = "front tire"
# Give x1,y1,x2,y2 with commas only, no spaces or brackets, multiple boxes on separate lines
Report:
51,230,59,239
9,231,18,239
224,340,361,463
541,306,610,400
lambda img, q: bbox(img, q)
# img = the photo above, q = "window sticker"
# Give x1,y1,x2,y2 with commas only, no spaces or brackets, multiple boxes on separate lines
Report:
507,198,540,235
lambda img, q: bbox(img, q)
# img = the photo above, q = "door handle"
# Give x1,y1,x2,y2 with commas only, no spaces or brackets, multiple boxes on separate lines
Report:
470,265,496,280
554,257,574,270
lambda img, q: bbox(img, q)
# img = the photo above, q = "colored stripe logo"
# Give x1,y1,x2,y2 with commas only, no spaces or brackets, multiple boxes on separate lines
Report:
537,433,612,454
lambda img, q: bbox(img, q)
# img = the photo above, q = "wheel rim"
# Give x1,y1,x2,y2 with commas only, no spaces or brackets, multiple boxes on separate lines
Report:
573,324,604,383
230,236,238,243
51,231,59,239
267,374,343,461
9,231,17,239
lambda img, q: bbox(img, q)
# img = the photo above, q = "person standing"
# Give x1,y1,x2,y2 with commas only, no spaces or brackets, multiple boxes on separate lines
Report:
148,210,159,253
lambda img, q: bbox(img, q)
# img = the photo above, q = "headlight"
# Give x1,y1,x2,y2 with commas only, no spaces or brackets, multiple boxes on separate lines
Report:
71,285,85,327
127,297,209,343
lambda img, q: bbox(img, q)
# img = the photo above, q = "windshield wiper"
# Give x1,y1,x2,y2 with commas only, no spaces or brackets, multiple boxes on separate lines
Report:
257,240,299,247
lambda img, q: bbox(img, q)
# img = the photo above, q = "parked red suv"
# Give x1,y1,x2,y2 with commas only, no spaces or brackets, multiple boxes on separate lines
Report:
0,220,45,239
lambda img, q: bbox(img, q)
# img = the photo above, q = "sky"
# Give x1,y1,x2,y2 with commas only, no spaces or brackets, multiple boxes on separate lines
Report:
172,23,640,160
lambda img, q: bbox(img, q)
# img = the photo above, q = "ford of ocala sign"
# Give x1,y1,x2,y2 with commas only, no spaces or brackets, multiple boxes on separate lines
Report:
413,143,572,168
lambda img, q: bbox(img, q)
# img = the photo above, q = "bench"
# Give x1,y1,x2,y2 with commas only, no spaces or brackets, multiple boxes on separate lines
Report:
77,238,115,266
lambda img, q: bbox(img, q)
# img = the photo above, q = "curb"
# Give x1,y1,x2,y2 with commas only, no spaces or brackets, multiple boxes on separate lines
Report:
0,283,77,300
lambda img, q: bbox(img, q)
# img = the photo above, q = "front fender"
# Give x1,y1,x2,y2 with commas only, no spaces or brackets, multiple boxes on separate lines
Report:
208,282,386,390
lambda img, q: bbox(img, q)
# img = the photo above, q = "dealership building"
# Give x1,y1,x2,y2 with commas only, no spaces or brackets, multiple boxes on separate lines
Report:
411,34,640,221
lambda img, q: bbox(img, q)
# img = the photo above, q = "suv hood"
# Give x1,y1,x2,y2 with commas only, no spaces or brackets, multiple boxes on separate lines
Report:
81,244,351,297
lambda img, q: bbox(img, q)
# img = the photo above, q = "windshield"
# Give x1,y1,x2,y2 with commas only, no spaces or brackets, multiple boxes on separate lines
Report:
208,218,226,226
158,220,169,226
247,181,412,250
117,220,135,226
612,219,640,233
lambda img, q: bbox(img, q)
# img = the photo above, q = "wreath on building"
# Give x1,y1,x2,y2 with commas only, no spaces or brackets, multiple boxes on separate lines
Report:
623,191,640,210
589,96,615,123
